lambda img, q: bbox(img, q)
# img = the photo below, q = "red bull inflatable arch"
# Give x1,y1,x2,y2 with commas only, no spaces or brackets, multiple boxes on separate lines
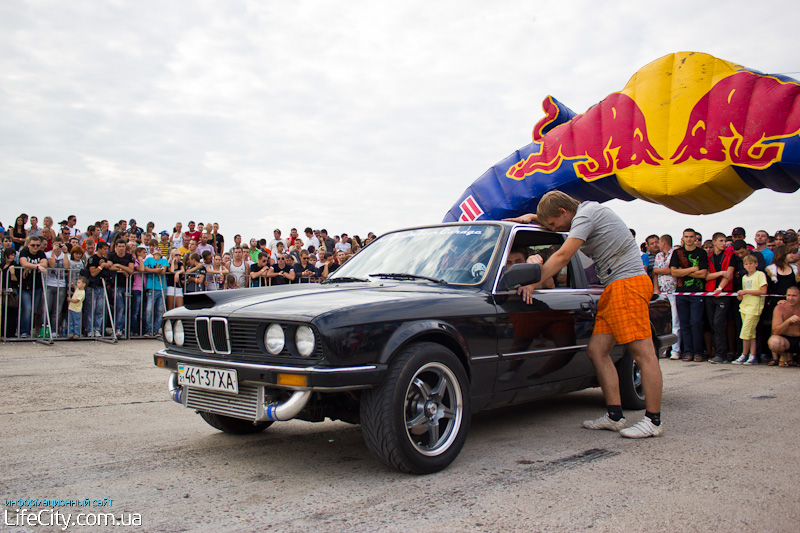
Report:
443,51,800,222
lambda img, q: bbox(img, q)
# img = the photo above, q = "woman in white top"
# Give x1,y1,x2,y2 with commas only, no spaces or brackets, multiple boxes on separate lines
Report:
171,222,184,251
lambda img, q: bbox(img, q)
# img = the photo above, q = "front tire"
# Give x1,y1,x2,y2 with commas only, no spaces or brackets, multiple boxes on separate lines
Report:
199,411,273,434
360,342,471,474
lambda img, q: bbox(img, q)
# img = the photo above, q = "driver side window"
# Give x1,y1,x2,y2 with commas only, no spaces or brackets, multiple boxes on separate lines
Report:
506,231,574,289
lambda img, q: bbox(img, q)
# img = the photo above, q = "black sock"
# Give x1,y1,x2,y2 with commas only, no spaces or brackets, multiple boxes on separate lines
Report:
607,405,624,421
646,411,661,426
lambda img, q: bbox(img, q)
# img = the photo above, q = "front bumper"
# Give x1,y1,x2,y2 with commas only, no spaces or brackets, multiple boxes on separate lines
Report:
154,349,386,391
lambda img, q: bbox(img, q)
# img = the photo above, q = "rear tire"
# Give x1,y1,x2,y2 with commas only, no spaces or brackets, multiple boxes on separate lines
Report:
617,351,646,410
360,342,470,474
199,411,273,434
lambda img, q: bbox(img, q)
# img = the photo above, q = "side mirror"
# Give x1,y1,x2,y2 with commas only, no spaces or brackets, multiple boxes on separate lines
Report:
497,263,541,291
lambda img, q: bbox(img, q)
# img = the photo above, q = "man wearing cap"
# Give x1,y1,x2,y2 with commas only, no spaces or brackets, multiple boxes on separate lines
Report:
126,219,143,243
158,231,170,257
727,227,755,253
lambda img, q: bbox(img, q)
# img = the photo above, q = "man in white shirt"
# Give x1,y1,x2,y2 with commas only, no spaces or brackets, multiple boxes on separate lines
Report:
303,227,320,251
335,233,352,253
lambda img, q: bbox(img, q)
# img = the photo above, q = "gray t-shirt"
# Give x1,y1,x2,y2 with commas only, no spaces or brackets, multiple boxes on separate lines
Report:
567,201,644,285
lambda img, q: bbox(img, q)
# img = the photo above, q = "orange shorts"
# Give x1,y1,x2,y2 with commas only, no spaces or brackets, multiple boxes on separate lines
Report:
593,274,652,344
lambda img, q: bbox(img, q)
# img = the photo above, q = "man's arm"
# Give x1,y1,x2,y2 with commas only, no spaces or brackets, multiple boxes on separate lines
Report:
772,306,800,335
89,259,103,278
688,268,707,279
502,213,539,224
671,266,697,278
518,237,583,304
737,281,767,298
715,266,735,291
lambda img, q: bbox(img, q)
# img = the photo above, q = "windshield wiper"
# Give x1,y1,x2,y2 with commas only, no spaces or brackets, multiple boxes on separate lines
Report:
369,273,446,284
323,276,369,284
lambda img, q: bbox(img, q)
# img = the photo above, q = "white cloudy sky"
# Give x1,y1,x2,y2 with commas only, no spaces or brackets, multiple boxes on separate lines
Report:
2,0,799,245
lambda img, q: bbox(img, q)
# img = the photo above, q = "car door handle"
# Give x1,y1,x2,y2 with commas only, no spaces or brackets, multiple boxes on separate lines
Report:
581,302,593,311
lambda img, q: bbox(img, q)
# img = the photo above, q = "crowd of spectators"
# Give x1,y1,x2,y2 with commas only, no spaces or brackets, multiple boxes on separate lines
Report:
0,213,376,340
646,226,800,367
2,213,800,368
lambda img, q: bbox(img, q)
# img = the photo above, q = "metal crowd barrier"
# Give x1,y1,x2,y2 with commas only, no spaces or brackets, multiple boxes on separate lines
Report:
1,261,325,344
1,265,167,343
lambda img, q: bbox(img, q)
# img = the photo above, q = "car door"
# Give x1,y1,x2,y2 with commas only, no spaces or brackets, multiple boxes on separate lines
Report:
492,228,597,397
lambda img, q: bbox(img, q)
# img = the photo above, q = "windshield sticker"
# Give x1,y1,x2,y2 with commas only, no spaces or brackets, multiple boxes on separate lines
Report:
384,228,485,241
471,263,486,279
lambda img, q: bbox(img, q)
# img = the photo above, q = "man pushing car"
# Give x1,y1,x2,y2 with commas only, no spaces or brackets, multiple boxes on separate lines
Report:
505,191,664,438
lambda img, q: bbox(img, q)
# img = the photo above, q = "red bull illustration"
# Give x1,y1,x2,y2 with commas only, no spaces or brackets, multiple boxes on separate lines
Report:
443,52,800,222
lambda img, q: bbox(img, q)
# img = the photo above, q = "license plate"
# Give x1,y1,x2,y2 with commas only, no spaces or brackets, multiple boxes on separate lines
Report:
178,364,239,394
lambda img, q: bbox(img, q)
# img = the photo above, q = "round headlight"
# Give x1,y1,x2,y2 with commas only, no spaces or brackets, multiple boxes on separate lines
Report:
164,320,174,344
265,323,285,354
174,320,185,347
296,326,315,357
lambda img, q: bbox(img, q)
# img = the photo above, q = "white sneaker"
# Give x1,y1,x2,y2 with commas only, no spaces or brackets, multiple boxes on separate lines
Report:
669,352,681,360
732,354,748,365
743,355,758,366
620,417,664,438
582,413,627,432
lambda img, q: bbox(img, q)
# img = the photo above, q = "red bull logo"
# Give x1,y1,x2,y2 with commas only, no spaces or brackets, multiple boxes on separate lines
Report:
502,52,800,214
443,52,800,224
672,70,800,169
507,93,662,182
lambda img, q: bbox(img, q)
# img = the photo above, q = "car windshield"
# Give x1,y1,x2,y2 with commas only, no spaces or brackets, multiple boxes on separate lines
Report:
328,224,503,285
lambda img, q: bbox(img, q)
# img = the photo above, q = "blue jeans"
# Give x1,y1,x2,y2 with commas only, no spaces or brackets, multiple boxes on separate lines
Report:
130,290,142,336
68,310,82,336
114,286,127,333
677,295,704,356
86,286,106,334
19,287,43,336
145,288,164,334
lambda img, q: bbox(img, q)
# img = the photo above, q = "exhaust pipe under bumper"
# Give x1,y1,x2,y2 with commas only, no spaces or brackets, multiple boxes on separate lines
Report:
168,372,183,404
265,390,312,421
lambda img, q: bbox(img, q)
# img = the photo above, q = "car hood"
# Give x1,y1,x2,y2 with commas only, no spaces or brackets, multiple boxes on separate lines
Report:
173,281,483,324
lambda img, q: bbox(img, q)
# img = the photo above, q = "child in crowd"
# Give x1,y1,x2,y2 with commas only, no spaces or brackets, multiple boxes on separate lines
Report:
67,277,87,340
733,254,768,365
225,274,238,290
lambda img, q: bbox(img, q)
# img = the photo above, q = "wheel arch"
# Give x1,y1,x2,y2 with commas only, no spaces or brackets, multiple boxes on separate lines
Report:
378,320,471,382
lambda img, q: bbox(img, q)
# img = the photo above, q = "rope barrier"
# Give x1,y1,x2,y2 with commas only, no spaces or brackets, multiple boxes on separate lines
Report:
659,291,786,297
